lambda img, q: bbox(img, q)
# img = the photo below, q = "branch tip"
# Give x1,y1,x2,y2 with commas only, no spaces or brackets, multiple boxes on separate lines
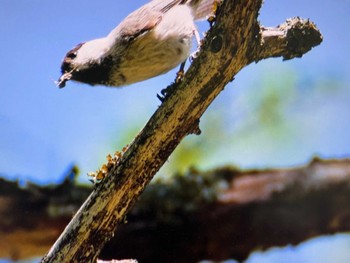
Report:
258,17,323,61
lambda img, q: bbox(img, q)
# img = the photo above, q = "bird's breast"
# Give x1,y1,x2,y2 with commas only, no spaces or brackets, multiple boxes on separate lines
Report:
109,4,196,86
109,31,192,86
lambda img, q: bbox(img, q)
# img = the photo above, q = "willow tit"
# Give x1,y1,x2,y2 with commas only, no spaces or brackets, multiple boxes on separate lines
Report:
57,0,218,88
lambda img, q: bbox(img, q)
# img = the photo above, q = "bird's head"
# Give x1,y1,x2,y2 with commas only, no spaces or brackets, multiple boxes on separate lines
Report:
57,38,113,88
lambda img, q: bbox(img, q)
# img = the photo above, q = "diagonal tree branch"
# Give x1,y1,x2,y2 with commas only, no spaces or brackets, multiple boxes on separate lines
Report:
41,0,322,262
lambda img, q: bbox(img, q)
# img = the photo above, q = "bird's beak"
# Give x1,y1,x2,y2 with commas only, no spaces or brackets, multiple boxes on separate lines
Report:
56,71,73,88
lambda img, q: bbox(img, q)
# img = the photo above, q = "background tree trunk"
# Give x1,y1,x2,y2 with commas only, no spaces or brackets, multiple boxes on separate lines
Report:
4,158,350,262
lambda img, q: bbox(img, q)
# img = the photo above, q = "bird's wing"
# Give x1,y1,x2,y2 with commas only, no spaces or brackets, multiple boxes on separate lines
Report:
108,0,217,41
109,0,186,40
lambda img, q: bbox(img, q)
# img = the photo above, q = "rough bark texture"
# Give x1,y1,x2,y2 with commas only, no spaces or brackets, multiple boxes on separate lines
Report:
39,0,322,262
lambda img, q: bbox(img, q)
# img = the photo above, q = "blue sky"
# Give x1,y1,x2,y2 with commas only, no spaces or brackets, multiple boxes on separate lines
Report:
0,0,349,185
0,0,350,183
0,1,350,263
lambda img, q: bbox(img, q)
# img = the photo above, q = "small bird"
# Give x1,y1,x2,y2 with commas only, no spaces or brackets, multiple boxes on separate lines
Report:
57,0,218,88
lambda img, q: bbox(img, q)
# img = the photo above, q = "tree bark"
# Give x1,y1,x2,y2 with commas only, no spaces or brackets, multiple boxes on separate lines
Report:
40,1,322,262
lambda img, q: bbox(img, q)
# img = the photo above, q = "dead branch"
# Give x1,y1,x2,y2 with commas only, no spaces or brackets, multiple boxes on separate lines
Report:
40,0,322,262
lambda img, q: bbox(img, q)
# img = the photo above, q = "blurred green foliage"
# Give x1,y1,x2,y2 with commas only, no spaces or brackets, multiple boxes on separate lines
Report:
100,63,349,180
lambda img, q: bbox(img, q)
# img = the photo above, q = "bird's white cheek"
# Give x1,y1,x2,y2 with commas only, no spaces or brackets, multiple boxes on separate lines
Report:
74,37,114,67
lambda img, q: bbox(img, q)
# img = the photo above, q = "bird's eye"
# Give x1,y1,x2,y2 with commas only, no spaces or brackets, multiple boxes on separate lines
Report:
67,52,77,59
65,42,84,60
